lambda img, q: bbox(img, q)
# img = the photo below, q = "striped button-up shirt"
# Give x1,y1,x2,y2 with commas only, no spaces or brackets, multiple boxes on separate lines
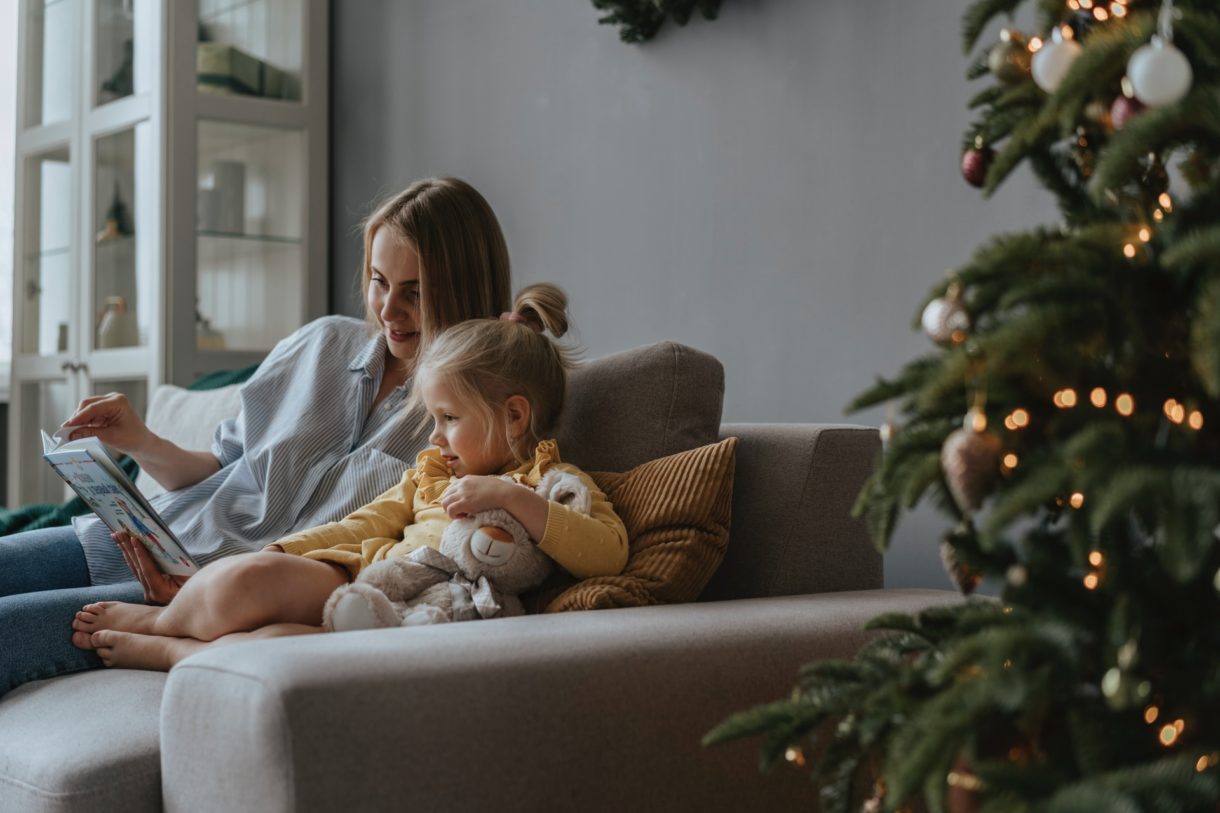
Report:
76,316,428,585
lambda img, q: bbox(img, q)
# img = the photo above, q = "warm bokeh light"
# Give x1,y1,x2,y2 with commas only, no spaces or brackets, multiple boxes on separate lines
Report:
1090,387,1107,408
1093,6,1108,20
970,409,988,432
1144,705,1160,724
1083,573,1100,590
1010,408,1030,428
1028,36,1043,52
1188,411,1204,430
1153,208,1165,223
1123,243,1137,258
1070,492,1085,509
1088,550,1103,566
1160,724,1180,747
1138,227,1151,242
1116,394,1135,416
1159,192,1173,211
1003,452,1019,469
1112,3,1127,16
1054,388,1078,408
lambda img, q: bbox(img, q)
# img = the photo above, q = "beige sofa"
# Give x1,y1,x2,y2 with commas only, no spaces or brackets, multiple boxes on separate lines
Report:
0,342,953,812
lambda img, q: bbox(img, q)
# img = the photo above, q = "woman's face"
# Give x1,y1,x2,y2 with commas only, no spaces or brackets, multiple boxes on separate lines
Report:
368,229,422,364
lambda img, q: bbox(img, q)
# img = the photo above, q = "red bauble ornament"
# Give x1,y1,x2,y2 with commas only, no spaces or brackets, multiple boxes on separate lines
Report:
1110,94,1145,131
961,146,994,188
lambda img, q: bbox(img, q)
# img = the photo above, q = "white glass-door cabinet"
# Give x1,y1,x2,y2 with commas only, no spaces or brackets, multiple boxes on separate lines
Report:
9,0,328,505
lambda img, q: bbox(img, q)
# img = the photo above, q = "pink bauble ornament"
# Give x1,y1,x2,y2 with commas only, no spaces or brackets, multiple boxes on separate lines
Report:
1110,94,1145,130
961,146,994,188
1031,29,1081,93
1128,35,1192,107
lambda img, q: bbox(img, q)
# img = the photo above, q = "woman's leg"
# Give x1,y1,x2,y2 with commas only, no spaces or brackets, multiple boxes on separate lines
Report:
74,552,348,642
90,622,322,672
0,526,93,597
0,581,145,696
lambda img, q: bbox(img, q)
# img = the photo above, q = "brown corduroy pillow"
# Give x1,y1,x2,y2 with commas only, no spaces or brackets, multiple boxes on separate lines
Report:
542,437,738,612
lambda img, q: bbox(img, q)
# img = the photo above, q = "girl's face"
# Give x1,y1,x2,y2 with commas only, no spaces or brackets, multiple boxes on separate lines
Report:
420,372,516,478
368,229,422,365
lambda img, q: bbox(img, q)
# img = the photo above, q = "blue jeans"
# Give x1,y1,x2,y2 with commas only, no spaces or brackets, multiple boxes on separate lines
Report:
0,526,144,697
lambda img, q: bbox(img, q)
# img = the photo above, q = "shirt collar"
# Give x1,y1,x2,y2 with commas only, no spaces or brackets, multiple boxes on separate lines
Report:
348,331,386,376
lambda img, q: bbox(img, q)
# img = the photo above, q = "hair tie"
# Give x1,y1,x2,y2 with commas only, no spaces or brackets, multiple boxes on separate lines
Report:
500,311,542,333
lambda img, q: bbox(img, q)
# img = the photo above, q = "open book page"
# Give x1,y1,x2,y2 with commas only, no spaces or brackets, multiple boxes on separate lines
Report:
41,431,199,577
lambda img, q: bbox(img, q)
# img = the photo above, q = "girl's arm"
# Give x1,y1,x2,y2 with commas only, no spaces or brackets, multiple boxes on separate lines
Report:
273,471,419,556
440,469,628,578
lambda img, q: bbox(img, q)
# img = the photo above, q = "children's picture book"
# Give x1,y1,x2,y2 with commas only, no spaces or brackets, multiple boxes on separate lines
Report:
41,429,200,577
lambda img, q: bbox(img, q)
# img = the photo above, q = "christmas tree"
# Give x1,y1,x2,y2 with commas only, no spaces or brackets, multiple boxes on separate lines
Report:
705,1,1220,810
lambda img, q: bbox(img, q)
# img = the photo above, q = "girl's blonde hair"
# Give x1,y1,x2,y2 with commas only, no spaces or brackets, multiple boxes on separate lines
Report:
360,177,512,345
412,283,577,463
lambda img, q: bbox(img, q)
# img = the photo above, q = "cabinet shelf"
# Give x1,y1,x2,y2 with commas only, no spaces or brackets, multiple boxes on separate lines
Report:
197,229,299,245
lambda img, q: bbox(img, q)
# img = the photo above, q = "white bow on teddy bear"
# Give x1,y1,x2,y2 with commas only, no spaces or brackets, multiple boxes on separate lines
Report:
323,469,592,631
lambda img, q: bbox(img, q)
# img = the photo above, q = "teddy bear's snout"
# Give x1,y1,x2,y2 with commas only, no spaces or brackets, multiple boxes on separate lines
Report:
469,526,516,566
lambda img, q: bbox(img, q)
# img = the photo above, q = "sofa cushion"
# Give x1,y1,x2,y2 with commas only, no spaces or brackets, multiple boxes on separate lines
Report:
555,341,724,473
0,670,165,813
543,437,738,612
136,383,244,499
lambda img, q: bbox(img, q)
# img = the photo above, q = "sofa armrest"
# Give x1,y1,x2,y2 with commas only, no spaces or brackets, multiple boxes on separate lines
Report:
702,423,882,602
161,589,955,813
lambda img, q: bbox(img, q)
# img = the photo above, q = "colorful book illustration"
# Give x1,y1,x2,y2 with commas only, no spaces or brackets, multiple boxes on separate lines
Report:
41,429,200,578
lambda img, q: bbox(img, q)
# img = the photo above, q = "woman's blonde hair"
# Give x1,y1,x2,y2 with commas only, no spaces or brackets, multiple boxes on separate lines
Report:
411,283,578,463
360,177,512,345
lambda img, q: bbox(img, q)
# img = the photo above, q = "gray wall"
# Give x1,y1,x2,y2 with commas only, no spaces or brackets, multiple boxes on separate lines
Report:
330,0,1053,589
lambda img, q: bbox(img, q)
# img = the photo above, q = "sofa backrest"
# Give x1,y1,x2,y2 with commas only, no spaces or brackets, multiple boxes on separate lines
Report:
699,423,883,602
554,341,725,472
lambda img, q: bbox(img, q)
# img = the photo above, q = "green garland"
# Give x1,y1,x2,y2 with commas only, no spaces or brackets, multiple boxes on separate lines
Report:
592,0,722,44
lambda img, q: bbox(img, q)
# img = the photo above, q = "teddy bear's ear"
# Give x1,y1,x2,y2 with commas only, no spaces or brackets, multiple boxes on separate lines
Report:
536,470,592,516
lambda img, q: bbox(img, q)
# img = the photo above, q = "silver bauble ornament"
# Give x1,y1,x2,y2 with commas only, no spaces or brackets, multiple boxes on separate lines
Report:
1031,29,1081,93
1128,35,1192,107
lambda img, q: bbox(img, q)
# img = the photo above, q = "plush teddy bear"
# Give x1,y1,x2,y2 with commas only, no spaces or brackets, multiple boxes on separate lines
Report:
323,469,591,631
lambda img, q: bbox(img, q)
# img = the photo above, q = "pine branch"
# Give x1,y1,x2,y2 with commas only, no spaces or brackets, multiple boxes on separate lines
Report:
1192,274,1220,398
961,0,1024,55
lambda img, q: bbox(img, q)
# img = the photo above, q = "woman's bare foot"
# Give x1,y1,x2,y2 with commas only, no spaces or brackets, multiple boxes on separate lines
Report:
71,601,164,649
90,630,205,671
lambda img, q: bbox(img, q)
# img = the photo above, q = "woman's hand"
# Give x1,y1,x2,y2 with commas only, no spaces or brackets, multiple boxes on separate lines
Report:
62,393,155,457
112,530,189,605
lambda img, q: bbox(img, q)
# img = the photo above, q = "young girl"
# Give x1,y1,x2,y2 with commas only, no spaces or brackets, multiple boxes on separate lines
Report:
72,284,628,671
0,176,512,696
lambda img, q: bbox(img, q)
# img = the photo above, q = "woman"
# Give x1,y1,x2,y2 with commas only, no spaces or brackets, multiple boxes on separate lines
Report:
0,177,512,695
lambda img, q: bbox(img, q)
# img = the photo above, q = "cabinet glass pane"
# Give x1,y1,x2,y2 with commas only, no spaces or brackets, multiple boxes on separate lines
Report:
94,124,153,350
24,0,75,127
91,377,147,416
196,120,303,352
95,0,154,106
18,379,72,503
22,147,72,356
197,0,302,101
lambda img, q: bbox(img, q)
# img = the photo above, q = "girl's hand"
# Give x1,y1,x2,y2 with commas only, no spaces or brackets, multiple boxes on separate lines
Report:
62,393,155,457
440,476,525,519
112,530,189,605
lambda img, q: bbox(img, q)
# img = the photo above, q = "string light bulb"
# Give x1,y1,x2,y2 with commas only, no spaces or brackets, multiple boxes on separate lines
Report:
1083,573,1100,590
784,746,806,767
1088,550,1103,566
1112,3,1127,17
1188,411,1204,430
1116,394,1135,416
1003,452,1019,470
1144,705,1160,724
1138,227,1152,242
1123,243,1137,258
1159,192,1173,211
1070,492,1086,509
1090,388,1107,408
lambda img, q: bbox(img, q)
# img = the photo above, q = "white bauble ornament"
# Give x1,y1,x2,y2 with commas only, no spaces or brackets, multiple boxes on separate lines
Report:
1031,29,1081,93
921,286,970,346
1128,35,1192,107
